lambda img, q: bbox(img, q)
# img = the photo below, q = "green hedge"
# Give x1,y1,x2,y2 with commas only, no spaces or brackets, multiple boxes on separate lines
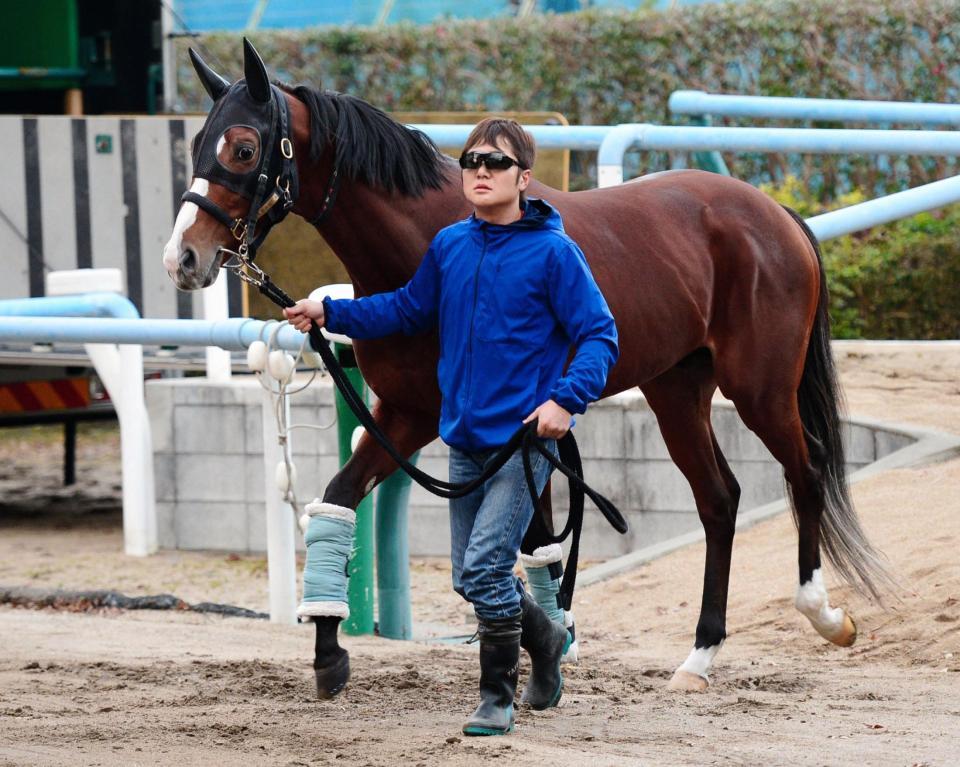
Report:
177,1,960,338
763,177,960,339
177,0,960,197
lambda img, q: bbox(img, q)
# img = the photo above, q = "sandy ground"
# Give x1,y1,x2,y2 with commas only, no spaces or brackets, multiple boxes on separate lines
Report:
1,344,959,766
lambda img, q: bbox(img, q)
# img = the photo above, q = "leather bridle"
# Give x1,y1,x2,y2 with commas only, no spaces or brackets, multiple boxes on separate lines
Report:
180,84,341,266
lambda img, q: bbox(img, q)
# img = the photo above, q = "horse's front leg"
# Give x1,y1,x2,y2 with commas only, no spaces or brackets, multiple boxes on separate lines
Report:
303,402,437,699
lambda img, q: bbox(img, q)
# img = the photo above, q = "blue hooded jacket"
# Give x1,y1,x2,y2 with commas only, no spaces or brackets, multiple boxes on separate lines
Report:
323,198,619,451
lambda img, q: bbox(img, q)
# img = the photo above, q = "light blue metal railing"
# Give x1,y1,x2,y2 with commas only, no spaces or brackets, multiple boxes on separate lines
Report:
669,90,960,127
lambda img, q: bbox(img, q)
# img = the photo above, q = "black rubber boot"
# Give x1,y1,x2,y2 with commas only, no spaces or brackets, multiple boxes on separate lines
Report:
519,592,569,709
462,614,522,736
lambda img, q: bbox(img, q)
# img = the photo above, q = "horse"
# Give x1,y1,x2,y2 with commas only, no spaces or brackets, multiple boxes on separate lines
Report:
163,40,892,699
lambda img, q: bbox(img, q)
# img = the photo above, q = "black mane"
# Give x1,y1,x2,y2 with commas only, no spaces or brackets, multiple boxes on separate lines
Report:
280,83,451,197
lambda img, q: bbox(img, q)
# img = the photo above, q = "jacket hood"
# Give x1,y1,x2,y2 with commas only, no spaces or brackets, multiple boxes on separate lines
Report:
468,198,564,233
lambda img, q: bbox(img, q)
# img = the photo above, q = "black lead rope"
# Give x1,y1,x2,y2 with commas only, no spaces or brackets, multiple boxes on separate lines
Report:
248,266,627,611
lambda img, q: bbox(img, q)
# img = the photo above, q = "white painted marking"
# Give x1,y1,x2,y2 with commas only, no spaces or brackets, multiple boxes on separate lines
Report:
162,178,207,275
0,116,29,299
795,568,845,639
137,118,180,318
677,643,723,680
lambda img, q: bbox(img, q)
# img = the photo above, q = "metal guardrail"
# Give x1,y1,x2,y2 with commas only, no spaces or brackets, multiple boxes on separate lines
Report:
595,123,960,187
669,90,960,127
806,173,960,240
0,317,309,352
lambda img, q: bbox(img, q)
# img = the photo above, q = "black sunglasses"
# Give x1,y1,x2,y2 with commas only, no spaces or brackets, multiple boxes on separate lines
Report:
459,150,526,171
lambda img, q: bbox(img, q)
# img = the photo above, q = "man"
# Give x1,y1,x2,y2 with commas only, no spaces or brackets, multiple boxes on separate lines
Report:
285,118,618,735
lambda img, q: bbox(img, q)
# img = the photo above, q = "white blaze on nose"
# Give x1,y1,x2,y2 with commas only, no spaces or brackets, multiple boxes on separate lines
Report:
162,178,209,274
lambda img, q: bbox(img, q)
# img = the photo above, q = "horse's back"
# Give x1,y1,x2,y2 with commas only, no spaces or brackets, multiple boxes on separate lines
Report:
535,171,820,391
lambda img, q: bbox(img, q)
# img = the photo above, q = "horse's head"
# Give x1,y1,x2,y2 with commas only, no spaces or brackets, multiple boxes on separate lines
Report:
163,39,298,290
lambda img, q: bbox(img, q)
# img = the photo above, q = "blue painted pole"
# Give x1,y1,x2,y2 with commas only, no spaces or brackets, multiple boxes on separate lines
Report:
669,90,960,127
0,293,140,319
687,115,731,176
0,316,308,352
597,124,960,187
807,173,960,240
375,452,418,639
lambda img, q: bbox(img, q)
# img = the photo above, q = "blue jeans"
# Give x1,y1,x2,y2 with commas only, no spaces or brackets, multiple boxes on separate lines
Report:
448,440,557,621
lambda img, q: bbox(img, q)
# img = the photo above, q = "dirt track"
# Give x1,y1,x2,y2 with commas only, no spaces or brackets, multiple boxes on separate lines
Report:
1,344,959,766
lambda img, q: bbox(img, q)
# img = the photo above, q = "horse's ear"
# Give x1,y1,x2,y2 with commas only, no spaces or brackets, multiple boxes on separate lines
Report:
189,48,230,101
242,38,271,104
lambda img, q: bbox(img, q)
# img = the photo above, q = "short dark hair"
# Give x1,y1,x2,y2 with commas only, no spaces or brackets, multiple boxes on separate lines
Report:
462,118,536,204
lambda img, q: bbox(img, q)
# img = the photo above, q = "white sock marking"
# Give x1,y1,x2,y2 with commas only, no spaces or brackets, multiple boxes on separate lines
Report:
677,643,723,680
795,568,845,639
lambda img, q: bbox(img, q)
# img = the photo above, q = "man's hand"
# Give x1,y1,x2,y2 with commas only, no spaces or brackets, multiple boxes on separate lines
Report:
283,299,325,333
523,399,572,439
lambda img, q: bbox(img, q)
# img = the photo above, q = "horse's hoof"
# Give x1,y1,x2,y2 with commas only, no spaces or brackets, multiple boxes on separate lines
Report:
830,614,857,648
315,652,350,699
667,669,709,692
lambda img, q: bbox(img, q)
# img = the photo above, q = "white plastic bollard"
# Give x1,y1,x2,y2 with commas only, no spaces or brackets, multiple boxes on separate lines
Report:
202,272,232,381
261,385,298,624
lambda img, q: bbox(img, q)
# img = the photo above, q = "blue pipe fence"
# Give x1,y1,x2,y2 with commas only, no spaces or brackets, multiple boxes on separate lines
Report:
0,316,308,351
594,124,960,187
669,91,960,127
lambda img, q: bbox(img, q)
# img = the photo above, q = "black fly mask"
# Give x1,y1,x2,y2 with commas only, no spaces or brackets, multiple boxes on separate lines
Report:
182,39,302,259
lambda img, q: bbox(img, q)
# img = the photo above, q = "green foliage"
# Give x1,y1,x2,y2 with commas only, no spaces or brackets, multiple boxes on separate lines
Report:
177,0,960,195
762,177,960,339
177,1,960,338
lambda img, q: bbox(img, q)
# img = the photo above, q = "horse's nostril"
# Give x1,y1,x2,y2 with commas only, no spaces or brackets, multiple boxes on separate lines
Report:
179,248,197,274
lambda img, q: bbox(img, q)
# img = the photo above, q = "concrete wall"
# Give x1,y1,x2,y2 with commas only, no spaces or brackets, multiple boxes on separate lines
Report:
147,375,915,558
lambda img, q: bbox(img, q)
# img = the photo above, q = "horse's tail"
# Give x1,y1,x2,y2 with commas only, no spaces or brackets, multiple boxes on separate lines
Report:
783,206,895,603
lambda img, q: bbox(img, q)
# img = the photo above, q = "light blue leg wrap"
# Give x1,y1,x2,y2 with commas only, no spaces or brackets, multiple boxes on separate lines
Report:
521,544,580,663
297,501,355,620
521,545,565,626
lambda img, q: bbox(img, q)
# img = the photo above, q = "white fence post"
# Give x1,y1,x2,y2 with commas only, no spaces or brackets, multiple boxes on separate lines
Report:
261,385,298,624
202,273,232,381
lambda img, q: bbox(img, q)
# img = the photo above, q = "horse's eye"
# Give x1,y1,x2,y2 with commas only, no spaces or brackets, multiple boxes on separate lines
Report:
237,145,255,162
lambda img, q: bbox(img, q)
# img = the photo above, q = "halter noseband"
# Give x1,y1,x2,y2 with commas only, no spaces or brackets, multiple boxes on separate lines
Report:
180,85,341,264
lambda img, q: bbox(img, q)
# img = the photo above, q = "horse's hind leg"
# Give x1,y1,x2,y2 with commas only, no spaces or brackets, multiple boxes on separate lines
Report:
641,350,741,691
730,391,858,647
307,402,437,699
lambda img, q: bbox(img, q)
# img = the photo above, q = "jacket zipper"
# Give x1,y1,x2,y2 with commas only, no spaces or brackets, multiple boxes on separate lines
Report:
463,227,489,446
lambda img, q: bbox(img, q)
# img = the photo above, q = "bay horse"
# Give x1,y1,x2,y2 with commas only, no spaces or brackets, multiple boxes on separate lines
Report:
163,40,892,698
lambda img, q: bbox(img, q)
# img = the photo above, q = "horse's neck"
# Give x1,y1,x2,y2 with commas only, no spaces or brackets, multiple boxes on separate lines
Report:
308,172,468,297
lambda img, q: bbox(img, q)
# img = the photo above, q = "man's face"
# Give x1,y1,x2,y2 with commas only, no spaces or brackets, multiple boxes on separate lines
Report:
461,140,531,211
